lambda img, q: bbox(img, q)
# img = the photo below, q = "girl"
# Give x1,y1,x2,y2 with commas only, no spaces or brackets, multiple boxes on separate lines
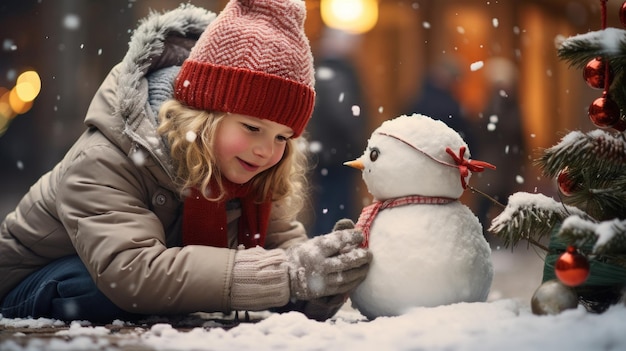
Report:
0,0,371,323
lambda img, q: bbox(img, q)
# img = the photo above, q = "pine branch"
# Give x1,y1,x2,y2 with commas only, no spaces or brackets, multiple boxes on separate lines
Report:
558,28,626,71
489,192,589,250
537,130,626,178
558,28,626,110
557,172,626,220
536,130,626,219
559,216,626,256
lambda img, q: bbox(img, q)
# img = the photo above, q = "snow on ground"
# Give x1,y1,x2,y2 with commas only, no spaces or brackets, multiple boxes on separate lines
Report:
1,249,625,351
2,299,626,351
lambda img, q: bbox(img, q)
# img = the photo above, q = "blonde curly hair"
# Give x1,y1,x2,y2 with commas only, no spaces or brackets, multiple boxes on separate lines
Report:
157,100,309,220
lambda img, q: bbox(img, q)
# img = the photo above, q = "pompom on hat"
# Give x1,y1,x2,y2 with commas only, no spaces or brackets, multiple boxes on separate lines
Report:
174,0,315,137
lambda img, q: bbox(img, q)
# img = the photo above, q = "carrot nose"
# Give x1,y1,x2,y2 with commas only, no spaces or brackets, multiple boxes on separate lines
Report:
343,159,364,170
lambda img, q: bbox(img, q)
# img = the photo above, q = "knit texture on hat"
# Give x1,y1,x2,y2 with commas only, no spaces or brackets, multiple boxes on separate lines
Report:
174,0,315,137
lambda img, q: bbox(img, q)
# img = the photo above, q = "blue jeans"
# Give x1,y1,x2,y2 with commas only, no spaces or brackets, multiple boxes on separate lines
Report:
1,255,140,323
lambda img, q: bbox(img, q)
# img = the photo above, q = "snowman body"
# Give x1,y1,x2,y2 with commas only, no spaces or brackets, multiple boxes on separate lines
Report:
348,114,493,320
351,202,492,319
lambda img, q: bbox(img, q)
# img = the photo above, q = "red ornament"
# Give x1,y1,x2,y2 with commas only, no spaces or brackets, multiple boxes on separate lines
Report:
583,58,609,89
588,96,621,128
555,246,590,287
557,168,579,196
620,1,626,27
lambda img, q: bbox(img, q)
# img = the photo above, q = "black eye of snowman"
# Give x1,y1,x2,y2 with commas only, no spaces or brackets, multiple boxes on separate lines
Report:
369,147,380,162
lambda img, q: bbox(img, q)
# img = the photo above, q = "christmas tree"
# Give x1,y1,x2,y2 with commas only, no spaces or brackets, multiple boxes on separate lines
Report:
488,0,626,315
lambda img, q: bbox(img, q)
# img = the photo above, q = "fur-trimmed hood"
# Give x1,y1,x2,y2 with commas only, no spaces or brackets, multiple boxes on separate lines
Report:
83,4,215,185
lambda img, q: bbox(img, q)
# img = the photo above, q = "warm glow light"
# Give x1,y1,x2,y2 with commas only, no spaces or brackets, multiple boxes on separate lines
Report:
321,0,378,34
15,70,41,102
9,87,33,115
0,89,15,135
0,70,40,136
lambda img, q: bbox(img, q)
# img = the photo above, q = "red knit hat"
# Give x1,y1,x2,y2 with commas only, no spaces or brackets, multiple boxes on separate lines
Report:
174,0,315,138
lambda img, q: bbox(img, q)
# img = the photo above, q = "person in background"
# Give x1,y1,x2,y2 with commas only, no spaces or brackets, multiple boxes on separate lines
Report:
0,0,371,323
307,28,368,236
404,58,475,147
473,57,526,232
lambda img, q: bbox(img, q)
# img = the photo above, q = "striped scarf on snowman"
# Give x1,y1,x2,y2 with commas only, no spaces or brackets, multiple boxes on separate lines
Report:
354,195,456,248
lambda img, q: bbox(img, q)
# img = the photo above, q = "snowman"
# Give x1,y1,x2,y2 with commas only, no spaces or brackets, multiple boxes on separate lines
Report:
345,114,495,320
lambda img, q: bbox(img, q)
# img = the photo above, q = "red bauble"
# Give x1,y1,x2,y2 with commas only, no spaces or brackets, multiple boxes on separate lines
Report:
588,96,621,128
555,246,590,287
583,58,609,90
620,1,626,27
557,168,579,196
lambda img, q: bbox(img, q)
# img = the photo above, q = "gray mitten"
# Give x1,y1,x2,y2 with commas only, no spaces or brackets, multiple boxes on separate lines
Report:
333,218,356,231
285,228,371,301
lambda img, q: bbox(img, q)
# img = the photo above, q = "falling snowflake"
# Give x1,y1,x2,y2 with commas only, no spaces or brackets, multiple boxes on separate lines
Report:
185,131,197,143
470,61,484,71
63,14,81,30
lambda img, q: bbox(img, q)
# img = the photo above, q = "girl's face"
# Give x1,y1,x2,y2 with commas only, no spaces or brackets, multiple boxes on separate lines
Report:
214,113,294,184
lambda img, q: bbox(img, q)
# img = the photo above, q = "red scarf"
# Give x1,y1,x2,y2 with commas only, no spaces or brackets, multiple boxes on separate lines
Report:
355,195,456,248
182,179,272,248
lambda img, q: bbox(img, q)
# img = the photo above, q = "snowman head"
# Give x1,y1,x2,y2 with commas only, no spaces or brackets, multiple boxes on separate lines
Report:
346,114,494,201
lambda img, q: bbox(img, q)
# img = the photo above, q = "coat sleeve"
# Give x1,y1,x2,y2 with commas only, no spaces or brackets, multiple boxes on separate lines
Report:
263,201,309,250
57,142,236,315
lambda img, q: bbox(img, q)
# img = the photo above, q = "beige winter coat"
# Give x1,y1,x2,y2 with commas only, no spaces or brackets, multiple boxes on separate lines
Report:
0,5,307,314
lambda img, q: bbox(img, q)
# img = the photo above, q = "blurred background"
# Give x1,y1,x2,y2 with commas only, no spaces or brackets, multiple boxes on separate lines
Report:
0,0,620,240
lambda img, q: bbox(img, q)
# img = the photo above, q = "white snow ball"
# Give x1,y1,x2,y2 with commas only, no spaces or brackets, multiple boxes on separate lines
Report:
489,114,499,123
423,21,431,29
6,69,17,81
309,140,322,153
316,66,335,80
147,136,160,147
487,123,496,131
352,105,361,116
183,80,190,87
515,175,524,184
470,61,484,71
185,130,197,143
63,14,81,30
378,106,384,113
3,39,17,51
307,274,326,295
338,92,345,103
320,168,328,176
492,18,499,28
130,149,146,167
457,26,465,34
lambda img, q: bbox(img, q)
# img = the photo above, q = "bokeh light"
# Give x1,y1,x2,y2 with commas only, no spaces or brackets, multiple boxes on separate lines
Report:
9,88,33,114
15,70,41,102
0,70,41,136
321,0,378,34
